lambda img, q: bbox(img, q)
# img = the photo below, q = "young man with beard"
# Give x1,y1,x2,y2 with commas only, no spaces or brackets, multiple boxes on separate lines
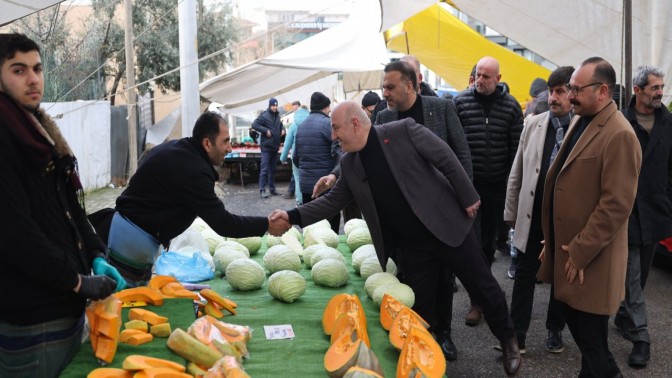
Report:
0,33,125,377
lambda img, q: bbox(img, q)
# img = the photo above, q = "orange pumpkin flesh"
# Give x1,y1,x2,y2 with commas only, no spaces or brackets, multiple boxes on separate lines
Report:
87,367,132,378
148,275,178,291
322,293,367,335
325,334,383,378
330,312,371,347
132,367,192,378
114,287,164,306
396,326,446,378
87,296,123,364
380,294,429,331
389,307,430,350
200,288,238,315
122,355,185,372
343,366,385,378
128,308,168,326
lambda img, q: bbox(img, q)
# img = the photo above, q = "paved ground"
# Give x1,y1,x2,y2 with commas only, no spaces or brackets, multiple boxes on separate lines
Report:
84,181,672,377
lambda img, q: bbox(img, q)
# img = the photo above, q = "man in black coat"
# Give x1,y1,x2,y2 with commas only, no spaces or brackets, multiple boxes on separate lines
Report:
252,98,286,198
615,65,672,367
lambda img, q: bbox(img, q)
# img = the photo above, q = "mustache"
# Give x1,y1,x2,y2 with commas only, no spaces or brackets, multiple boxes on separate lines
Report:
549,102,561,107
653,95,663,100
570,99,581,106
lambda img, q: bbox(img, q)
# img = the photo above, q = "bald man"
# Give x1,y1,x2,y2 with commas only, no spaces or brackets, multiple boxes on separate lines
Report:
454,56,524,325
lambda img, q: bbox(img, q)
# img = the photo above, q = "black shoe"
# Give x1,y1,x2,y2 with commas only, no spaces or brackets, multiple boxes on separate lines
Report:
500,337,522,376
270,191,281,196
546,330,564,353
435,331,458,361
614,316,633,341
260,190,269,198
282,192,295,199
628,341,650,367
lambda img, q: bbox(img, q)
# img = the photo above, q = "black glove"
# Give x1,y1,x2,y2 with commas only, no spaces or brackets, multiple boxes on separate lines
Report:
77,275,116,300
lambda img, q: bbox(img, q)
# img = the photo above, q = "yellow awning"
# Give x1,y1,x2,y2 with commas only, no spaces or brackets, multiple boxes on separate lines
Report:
385,3,551,105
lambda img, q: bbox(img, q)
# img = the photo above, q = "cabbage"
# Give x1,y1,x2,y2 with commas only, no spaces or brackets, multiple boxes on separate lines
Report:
201,228,226,254
311,259,349,288
359,255,397,280
265,235,283,248
372,283,415,307
267,270,307,303
213,248,248,274
302,219,331,238
285,226,303,241
281,232,304,256
229,236,262,255
215,240,249,257
351,244,377,274
364,272,400,298
344,218,368,237
302,244,326,267
263,245,302,273
304,227,339,248
225,259,266,291
310,247,345,268
347,227,372,251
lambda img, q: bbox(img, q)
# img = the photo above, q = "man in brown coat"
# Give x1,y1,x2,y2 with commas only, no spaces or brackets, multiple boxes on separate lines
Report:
538,57,642,377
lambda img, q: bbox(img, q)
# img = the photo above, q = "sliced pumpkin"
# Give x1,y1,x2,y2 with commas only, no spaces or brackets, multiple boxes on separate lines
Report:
125,320,149,332
150,323,172,338
204,301,224,319
132,367,192,378
87,296,123,364
126,332,153,345
200,288,237,315
129,308,168,326
114,287,164,306
148,275,178,291
380,293,429,331
389,307,431,350
95,336,118,364
343,366,384,378
167,328,223,369
324,334,383,378
322,293,367,335
87,367,132,378
397,326,446,378
122,355,185,372
120,329,148,343
160,283,200,300
330,312,370,347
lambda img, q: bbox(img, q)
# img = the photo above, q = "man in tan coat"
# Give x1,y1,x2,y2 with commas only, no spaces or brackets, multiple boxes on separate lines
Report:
538,57,641,377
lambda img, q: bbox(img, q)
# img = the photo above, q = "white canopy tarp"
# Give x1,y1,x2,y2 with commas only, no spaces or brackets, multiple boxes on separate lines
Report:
450,0,672,101
199,0,437,113
0,1,63,26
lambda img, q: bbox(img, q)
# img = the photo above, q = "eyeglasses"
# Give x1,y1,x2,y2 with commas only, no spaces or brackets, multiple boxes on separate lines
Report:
566,82,604,95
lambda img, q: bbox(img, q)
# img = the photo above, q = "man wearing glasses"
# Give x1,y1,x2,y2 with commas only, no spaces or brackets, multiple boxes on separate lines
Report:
615,65,672,368
538,57,641,377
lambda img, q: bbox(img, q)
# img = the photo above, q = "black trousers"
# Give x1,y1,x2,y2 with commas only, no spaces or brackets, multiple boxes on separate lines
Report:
473,180,508,266
397,230,515,343
510,246,565,346
301,192,341,234
564,305,621,378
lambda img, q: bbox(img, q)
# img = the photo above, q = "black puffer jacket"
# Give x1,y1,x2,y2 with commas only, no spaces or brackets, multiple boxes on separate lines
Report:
294,111,341,193
453,86,523,183
251,108,283,152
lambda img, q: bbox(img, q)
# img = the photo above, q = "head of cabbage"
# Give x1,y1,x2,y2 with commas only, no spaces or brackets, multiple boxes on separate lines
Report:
268,270,306,303
225,259,266,291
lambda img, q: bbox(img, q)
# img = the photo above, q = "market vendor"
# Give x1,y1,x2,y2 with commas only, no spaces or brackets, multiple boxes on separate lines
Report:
89,111,291,285
0,33,125,377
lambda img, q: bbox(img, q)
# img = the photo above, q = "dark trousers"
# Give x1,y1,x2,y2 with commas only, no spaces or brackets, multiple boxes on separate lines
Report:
301,192,341,234
397,230,515,343
510,247,565,345
564,305,621,378
473,180,508,266
342,201,362,223
615,243,656,343
259,151,278,192
288,173,295,195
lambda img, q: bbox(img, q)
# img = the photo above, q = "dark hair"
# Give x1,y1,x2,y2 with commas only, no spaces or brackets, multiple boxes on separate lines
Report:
547,66,575,88
193,111,226,142
0,33,40,68
469,64,477,80
582,57,616,97
384,60,417,92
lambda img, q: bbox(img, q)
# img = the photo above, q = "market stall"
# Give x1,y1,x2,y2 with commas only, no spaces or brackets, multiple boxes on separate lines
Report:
62,235,415,377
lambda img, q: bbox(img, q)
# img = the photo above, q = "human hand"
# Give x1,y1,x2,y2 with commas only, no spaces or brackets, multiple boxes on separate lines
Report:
312,174,337,199
538,244,545,262
92,257,127,292
75,274,116,300
562,245,584,284
281,129,286,136
465,200,480,218
266,131,271,138
268,210,290,236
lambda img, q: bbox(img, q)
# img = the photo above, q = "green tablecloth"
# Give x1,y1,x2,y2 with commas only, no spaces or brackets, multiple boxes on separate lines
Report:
63,236,409,377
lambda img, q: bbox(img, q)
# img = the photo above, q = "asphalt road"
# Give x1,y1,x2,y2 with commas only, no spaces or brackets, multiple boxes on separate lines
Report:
85,180,672,377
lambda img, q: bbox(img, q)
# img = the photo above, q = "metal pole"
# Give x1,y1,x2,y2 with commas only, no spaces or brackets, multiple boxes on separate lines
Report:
178,0,200,137
124,0,138,177
624,0,632,107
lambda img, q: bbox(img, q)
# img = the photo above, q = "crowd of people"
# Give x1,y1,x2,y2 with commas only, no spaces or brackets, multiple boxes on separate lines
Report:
1,30,670,378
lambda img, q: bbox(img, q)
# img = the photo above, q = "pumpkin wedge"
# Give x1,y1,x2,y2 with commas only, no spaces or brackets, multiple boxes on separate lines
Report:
122,355,185,372
329,312,370,347
87,368,132,378
87,296,123,364
128,308,168,326
132,367,192,378
343,366,385,378
389,307,431,350
325,334,383,378
167,328,223,369
114,287,164,306
148,275,178,291
396,326,446,378
380,294,429,332
200,288,237,315
322,293,367,335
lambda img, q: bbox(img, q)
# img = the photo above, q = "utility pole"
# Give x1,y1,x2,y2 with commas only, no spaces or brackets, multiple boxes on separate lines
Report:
624,0,632,107
179,0,200,137
124,0,138,177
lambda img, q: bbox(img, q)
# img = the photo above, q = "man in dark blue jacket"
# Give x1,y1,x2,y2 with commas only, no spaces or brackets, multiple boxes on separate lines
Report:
615,65,672,368
252,98,286,198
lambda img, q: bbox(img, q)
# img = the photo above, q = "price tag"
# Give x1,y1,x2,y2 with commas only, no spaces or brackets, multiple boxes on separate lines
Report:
263,324,295,340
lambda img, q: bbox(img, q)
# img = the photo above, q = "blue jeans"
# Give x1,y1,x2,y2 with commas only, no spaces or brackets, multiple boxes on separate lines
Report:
0,315,84,378
259,151,278,193
292,162,302,204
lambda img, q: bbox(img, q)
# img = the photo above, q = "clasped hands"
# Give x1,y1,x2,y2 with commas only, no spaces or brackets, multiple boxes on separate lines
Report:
268,210,290,236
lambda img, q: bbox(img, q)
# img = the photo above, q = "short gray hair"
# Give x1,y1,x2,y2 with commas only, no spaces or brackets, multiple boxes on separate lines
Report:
633,65,664,88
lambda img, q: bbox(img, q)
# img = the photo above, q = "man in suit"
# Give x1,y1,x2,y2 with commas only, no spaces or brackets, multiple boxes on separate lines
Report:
503,66,573,356
615,65,672,367
374,59,471,360
271,101,522,376
539,57,641,377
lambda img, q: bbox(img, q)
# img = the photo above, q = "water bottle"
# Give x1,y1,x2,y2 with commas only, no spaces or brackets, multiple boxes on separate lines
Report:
509,228,517,258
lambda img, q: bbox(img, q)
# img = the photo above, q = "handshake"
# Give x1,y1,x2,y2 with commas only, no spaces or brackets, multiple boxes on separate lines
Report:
267,209,291,236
